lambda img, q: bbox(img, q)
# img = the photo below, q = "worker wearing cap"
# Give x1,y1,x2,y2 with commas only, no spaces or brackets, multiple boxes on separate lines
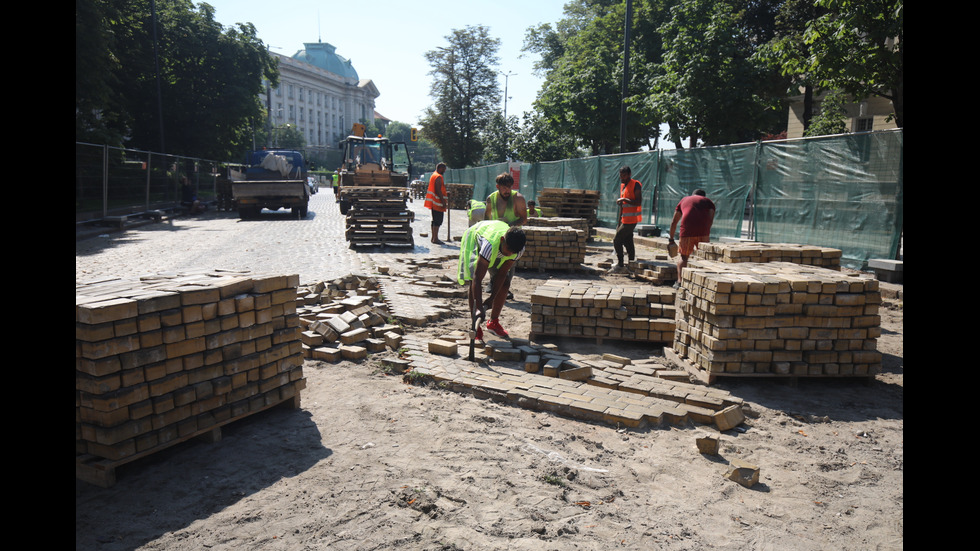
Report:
457,220,526,340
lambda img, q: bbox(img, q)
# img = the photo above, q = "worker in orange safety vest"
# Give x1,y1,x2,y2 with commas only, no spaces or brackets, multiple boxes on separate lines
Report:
424,162,448,244
611,166,642,274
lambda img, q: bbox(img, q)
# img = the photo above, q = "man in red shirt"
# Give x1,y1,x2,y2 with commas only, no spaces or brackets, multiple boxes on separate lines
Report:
668,189,715,284
424,162,448,244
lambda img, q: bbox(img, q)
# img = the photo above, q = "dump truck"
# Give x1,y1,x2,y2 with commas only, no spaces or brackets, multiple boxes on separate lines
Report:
335,124,413,214
231,149,310,219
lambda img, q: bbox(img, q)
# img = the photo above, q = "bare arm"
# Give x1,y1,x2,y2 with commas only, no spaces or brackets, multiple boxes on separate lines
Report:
668,210,682,241
513,195,528,226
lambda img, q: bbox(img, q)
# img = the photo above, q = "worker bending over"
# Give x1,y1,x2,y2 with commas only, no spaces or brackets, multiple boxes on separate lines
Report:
457,220,526,340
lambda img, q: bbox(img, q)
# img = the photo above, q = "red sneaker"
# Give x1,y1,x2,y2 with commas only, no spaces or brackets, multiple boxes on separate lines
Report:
486,318,509,339
475,326,484,342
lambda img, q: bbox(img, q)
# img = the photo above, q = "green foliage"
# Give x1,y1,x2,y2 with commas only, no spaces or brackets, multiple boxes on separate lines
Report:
481,112,520,164
803,0,903,126
804,90,849,137
510,112,581,163
525,0,663,155
272,124,306,149
75,0,278,160
420,25,502,168
647,0,788,147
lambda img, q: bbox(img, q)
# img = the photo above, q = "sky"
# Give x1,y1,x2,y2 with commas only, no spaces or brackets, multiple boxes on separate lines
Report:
202,0,572,127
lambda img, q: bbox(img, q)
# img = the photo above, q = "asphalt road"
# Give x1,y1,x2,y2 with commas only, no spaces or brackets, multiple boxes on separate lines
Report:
75,190,470,286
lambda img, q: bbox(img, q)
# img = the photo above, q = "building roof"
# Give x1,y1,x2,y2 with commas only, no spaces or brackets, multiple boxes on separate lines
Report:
291,41,359,81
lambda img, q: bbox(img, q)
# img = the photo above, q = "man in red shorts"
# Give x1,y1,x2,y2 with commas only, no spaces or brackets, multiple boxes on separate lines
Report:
667,189,715,285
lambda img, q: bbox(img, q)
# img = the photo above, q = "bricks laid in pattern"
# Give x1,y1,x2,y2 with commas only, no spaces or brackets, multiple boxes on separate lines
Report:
400,334,743,429
530,280,677,343
673,261,882,377
76,270,305,462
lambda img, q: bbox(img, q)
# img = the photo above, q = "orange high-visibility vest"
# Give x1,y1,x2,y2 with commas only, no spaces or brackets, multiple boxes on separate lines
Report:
425,171,447,212
620,179,642,224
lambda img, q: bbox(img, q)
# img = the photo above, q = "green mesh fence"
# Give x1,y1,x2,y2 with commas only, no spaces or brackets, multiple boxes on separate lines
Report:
754,131,903,269
654,144,756,239
432,129,902,270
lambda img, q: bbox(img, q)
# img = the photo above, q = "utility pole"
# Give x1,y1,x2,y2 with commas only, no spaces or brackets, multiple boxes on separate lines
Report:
619,0,633,153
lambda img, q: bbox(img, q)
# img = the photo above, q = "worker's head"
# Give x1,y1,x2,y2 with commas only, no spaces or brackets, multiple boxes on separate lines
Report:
527,200,535,209
693,188,706,197
500,226,526,256
436,162,447,174
495,172,515,198
619,166,632,183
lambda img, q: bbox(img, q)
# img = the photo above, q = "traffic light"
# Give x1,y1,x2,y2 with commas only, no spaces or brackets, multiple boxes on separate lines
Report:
410,128,418,142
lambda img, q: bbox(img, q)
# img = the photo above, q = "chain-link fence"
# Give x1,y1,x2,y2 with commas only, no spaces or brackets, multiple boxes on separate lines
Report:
75,142,227,223
444,129,903,269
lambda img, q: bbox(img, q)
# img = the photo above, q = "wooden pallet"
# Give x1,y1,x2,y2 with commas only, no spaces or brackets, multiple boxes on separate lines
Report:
76,394,301,488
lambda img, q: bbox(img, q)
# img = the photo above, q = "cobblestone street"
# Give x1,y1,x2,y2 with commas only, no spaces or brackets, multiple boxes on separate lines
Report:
76,190,469,284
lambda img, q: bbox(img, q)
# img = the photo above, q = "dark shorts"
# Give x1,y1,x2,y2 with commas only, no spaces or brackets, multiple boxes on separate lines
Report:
431,210,444,227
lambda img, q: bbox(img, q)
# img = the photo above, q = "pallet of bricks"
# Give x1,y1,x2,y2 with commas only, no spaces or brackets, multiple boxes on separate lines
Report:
446,183,474,210
693,241,842,270
518,219,588,271
535,188,600,231
76,270,305,487
672,261,882,384
344,187,414,247
530,280,676,344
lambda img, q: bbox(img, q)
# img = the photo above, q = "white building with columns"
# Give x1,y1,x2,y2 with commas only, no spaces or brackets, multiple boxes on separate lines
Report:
264,41,379,148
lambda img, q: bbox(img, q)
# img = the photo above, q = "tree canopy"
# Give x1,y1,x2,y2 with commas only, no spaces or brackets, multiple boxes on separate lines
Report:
75,0,278,160
419,25,502,168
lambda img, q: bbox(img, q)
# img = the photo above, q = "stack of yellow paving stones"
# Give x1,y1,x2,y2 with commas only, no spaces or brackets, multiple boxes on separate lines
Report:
629,256,678,285
530,280,676,343
673,261,882,378
517,226,587,271
693,242,842,270
399,334,745,430
76,270,305,465
526,216,592,236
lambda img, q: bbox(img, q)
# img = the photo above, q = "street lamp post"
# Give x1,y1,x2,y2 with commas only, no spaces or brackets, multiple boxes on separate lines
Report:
501,71,517,161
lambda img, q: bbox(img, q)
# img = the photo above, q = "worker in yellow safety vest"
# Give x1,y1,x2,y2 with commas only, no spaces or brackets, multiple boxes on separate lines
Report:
457,220,526,340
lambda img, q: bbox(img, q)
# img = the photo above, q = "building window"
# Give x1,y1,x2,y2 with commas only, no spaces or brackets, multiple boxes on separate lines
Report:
855,118,873,132
288,84,294,99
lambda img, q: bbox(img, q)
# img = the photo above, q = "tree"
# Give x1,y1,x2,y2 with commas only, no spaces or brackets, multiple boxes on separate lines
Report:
804,0,903,127
524,0,667,155
647,0,788,147
804,90,849,137
511,112,581,163
756,0,827,135
481,112,520,164
75,0,278,160
420,25,501,168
